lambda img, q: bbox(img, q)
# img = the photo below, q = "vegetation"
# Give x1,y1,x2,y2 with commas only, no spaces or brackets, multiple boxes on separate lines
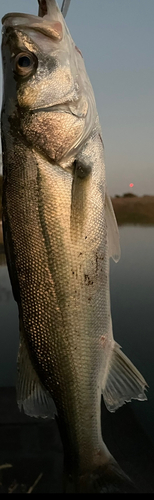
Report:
112,194,154,225
123,192,137,198
115,192,137,198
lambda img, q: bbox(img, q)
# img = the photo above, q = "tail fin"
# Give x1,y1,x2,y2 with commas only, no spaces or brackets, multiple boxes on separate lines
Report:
64,459,139,493
81,461,139,493
102,342,148,412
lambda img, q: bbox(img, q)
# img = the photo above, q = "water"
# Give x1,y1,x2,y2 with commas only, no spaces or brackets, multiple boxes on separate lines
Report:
0,225,154,444
110,225,154,445
0,264,18,386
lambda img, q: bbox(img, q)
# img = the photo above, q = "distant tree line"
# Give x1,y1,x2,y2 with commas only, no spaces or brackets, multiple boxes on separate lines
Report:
115,193,137,198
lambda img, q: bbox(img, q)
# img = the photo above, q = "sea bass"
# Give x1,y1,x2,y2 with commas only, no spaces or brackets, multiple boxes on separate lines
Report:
1,0,147,493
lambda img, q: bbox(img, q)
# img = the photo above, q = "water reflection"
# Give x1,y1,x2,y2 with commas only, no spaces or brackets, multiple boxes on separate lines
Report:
0,261,19,386
110,225,154,446
0,265,12,301
0,253,6,266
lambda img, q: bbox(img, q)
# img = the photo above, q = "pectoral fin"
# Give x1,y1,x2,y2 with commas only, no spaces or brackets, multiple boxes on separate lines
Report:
102,341,148,412
105,190,121,263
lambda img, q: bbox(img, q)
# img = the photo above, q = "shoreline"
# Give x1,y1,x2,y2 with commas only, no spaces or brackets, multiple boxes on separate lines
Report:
111,195,154,225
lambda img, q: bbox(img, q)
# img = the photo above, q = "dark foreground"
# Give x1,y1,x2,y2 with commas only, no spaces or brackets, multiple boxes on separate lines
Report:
0,388,154,493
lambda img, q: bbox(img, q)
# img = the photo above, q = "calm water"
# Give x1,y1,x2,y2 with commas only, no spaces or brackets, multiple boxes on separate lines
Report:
0,225,154,443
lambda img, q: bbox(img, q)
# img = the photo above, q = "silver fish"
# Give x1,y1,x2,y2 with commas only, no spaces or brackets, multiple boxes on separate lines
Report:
1,0,147,493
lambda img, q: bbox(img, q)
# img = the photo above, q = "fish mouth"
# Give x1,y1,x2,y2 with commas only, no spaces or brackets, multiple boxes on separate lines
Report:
2,13,39,23
2,13,63,41
30,104,71,114
29,98,88,119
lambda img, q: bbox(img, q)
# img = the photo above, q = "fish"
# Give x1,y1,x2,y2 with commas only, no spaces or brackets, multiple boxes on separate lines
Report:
1,0,147,493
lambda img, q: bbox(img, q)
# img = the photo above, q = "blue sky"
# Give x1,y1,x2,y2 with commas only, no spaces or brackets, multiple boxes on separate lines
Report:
0,0,153,196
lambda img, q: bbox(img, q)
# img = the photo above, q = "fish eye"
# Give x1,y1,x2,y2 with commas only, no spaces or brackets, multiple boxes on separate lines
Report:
18,56,31,68
14,52,38,77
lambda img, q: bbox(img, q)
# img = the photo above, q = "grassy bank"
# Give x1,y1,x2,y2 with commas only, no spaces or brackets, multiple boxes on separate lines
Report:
112,194,154,225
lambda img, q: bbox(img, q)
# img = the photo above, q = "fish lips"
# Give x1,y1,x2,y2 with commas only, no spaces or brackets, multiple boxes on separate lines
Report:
2,13,63,42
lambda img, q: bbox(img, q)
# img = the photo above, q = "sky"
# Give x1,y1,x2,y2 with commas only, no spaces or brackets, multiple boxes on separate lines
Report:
0,0,153,197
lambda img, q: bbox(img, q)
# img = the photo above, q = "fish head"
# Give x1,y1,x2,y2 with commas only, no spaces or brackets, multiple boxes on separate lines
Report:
1,2,97,162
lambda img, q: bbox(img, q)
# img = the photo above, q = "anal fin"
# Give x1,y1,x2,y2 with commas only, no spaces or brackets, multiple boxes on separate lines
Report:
102,342,148,412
